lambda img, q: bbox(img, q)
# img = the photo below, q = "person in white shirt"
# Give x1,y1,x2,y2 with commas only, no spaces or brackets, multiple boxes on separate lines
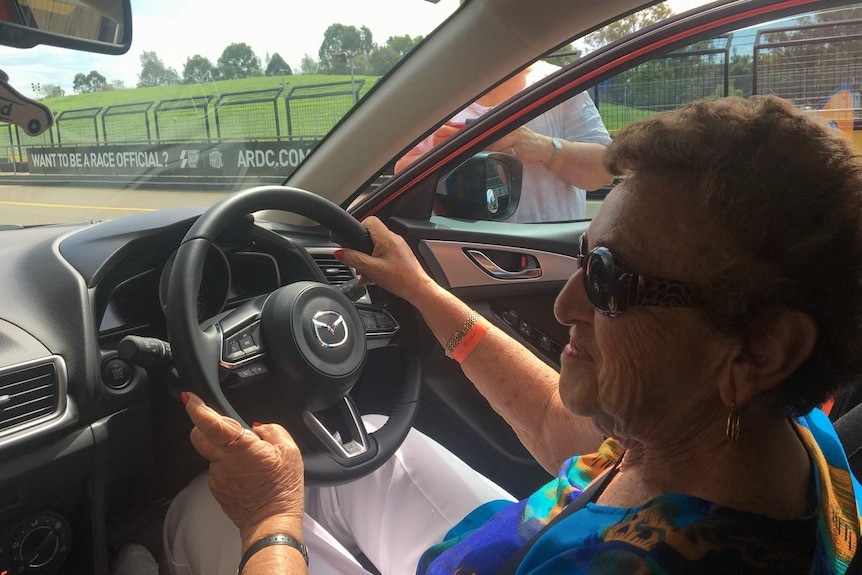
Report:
395,61,614,222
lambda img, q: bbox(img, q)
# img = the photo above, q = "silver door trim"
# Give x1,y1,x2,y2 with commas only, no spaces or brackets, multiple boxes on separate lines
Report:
419,240,577,288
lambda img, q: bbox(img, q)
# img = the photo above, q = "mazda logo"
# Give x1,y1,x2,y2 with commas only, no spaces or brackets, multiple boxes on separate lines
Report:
311,310,349,348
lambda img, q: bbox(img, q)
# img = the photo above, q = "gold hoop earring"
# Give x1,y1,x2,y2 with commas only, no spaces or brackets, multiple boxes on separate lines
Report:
726,403,741,446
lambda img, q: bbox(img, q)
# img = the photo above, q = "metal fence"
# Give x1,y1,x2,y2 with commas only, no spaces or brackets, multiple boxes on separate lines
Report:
214,88,282,140
1,79,365,158
56,107,102,144
102,101,153,142
0,80,368,170
154,95,214,142
284,80,364,138
592,37,730,131
753,19,862,111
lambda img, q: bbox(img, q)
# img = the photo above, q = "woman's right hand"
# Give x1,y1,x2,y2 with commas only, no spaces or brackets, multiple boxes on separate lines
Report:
182,392,305,541
336,216,437,305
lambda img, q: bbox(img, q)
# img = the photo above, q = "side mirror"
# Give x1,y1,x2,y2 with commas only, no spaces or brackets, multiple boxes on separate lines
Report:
0,0,131,54
436,152,522,221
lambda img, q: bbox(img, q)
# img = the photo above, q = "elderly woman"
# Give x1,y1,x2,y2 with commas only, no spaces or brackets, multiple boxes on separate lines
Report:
166,96,862,575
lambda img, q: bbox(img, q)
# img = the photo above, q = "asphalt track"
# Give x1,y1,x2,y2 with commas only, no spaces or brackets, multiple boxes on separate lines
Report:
0,184,603,227
0,185,229,226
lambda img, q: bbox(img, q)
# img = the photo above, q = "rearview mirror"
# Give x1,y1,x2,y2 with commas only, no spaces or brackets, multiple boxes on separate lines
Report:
0,0,131,54
436,152,522,221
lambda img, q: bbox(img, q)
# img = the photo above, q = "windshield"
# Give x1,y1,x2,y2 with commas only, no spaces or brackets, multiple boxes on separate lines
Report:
0,0,463,225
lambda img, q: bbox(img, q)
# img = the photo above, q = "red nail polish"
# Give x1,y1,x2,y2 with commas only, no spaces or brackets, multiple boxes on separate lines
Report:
180,391,190,405
253,421,263,427
333,249,345,261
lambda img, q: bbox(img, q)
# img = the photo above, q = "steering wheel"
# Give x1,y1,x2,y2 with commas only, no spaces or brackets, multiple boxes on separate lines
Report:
166,185,421,486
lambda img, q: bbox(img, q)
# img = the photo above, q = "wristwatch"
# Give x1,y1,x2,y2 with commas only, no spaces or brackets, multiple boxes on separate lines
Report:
548,137,562,163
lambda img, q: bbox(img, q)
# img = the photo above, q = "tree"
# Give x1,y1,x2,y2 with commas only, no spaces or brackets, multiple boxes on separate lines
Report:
112,79,126,90
359,26,373,54
138,51,180,87
40,83,65,98
265,53,291,77
217,43,262,80
300,53,319,74
727,53,752,97
385,34,419,58
183,54,217,84
72,73,86,93
583,4,674,50
368,45,400,76
72,70,106,93
318,23,364,73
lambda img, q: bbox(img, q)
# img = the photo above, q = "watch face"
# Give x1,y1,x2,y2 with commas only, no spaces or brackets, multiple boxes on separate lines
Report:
552,137,562,150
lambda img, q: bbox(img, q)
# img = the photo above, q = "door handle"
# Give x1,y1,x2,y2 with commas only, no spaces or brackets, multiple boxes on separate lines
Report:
465,249,542,280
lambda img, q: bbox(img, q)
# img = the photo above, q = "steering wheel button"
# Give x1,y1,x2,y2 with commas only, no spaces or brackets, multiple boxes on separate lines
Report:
238,332,255,350
225,338,244,361
373,312,394,329
250,363,268,375
358,310,377,329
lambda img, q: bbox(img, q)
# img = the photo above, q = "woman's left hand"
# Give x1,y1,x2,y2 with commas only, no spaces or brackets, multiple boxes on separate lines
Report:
182,392,305,536
486,126,553,164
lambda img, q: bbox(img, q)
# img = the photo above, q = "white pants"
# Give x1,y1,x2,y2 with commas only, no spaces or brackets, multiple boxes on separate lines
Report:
162,415,516,575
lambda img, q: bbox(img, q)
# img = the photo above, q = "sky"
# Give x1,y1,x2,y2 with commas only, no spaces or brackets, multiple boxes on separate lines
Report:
4,0,709,97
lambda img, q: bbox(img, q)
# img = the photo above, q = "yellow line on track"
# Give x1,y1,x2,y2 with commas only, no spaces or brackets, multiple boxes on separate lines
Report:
0,200,155,212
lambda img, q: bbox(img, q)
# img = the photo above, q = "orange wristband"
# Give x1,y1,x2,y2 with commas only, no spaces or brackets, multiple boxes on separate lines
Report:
451,320,490,364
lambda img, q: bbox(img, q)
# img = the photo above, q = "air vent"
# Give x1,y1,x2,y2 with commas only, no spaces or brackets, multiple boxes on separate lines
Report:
310,253,355,286
0,361,59,433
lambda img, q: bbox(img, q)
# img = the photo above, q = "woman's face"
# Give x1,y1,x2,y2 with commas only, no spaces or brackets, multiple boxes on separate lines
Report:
554,179,736,447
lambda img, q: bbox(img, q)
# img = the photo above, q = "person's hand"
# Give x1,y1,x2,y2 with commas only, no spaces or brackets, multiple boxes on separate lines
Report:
335,216,436,304
486,126,554,164
182,392,304,537
431,122,466,147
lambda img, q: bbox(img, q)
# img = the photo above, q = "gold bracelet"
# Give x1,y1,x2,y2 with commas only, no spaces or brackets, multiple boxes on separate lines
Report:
444,311,480,358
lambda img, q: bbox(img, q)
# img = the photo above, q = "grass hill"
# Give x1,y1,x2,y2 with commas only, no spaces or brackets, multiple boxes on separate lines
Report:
36,74,380,142
43,74,378,113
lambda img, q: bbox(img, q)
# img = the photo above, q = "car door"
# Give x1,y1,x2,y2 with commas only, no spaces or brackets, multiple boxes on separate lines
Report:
348,0,862,498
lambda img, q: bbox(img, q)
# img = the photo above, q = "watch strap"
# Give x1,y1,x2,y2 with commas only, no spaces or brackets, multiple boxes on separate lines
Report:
548,137,562,163
238,534,309,574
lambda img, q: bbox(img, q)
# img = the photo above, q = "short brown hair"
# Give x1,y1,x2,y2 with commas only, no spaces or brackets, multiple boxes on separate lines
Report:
605,95,862,415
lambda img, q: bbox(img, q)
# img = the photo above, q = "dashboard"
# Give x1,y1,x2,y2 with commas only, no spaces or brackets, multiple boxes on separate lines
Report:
98,246,281,340
0,205,399,575
61,209,366,353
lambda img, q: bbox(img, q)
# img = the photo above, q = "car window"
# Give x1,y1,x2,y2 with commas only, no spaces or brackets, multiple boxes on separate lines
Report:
420,1,862,224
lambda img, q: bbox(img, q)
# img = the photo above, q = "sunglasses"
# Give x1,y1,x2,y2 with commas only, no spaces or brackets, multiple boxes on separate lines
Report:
577,234,704,317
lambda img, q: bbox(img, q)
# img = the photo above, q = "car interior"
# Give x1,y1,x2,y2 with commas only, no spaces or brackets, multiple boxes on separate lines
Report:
2,0,862,573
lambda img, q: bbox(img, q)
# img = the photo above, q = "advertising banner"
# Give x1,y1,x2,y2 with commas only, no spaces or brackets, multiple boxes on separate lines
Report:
27,140,319,177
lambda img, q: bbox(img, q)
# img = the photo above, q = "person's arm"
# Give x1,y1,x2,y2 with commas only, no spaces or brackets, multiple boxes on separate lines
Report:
182,392,307,575
395,124,460,173
394,149,424,173
338,218,603,473
414,277,602,473
486,128,613,191
544,139,613,191
547,91,615,191
238,516,306,575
